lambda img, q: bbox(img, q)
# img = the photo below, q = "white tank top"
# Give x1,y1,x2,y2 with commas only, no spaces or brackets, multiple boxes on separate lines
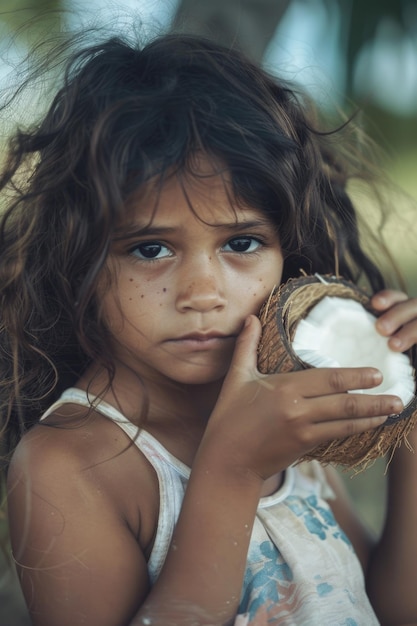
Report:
41,388,380,625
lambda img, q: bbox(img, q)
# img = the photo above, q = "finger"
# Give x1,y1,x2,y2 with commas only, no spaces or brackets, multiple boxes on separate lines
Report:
371,289,408,312
386,325,417,352
312,412,389,443
375,298,417,338
228,315,262,379
296,366,384,398
309,391,404,424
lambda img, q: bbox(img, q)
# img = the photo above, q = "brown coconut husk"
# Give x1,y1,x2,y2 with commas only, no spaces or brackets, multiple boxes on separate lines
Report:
257,274,417,470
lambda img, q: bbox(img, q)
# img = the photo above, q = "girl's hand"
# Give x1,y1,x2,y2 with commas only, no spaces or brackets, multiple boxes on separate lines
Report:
372,289,417,352
205,315,403,482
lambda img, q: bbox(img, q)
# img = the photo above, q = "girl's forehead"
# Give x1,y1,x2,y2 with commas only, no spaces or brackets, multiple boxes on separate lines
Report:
123,158,241,227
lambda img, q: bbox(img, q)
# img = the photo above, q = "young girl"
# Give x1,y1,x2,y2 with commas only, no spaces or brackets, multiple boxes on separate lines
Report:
1,33,417,626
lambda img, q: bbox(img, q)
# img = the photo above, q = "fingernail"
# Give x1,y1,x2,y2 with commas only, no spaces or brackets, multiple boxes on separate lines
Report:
372,369,383,383
389,337,402,349
376,319,388,332
392,399,404,412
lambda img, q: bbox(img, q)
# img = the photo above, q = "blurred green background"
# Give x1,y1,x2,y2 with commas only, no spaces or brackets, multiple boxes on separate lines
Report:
1,1,416,624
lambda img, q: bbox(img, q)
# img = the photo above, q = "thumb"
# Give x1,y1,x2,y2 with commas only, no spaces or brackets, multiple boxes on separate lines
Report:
228,315,262,379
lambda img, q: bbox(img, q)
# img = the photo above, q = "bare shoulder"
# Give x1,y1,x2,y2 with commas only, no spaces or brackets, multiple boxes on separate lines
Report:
9,408,100,484
7,407,159,625
8,404,159,544
10,403,153,482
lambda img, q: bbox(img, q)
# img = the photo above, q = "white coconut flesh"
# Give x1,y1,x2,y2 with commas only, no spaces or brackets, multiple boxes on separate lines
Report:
292,296,415,407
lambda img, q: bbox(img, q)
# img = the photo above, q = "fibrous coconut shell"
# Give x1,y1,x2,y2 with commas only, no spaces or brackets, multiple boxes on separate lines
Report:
257,274,417,469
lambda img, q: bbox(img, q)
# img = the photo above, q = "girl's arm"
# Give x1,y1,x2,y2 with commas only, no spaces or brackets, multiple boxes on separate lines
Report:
367,428,417,625
7,426,153,626
363,291,417,625
7,315,402,626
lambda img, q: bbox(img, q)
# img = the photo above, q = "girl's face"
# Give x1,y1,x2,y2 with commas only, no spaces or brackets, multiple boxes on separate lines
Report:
100,162,284,387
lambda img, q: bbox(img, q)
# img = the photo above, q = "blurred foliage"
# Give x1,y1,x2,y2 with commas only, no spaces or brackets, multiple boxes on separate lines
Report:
1,0,415,104
342,0,416,94
1,0,63,28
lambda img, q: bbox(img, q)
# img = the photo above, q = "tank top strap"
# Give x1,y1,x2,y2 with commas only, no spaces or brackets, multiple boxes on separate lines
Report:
40,387,190,583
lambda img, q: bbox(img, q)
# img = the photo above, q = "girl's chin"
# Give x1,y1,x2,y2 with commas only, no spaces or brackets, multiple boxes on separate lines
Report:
169,369,228,387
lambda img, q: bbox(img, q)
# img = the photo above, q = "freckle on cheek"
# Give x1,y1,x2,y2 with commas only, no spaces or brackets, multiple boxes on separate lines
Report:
163,287,167,292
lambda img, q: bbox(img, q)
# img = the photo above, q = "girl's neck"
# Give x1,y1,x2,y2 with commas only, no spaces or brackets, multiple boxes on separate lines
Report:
77,361,284,495
78,360,222,440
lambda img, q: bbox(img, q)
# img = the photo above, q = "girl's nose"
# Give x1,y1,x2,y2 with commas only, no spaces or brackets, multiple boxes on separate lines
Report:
175,262,227,313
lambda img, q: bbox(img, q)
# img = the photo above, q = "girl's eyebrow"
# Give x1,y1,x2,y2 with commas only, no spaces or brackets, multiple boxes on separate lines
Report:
114,225,176,240
114,218,273,240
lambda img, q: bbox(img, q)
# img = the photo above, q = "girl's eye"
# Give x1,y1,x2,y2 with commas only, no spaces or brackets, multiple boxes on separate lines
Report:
130,241,172,260
223,236,262,253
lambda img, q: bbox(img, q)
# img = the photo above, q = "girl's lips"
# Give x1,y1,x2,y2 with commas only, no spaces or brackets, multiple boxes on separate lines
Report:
167,332,236,350
174,332,232,341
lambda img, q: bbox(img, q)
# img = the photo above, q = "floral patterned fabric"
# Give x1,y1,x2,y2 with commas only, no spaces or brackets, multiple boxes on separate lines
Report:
235,467,379,625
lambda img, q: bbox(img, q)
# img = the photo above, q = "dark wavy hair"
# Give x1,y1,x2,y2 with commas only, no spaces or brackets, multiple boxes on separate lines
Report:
0,32,387,461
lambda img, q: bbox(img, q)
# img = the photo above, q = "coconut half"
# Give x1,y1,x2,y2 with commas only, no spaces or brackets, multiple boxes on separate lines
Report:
293,295,415,408
257,274,417,469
